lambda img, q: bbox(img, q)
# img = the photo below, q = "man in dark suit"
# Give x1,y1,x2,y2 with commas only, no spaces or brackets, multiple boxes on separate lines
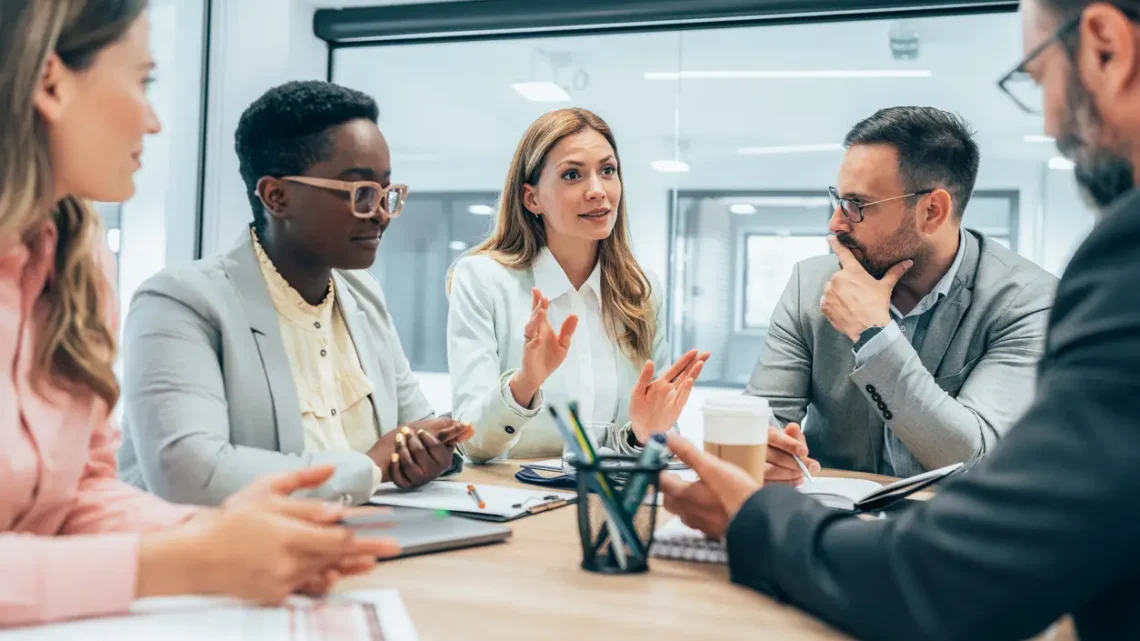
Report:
659,2,1140,640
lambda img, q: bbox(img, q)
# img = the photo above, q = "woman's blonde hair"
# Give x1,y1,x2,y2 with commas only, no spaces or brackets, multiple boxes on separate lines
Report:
470,108,655,363
0,0,147,407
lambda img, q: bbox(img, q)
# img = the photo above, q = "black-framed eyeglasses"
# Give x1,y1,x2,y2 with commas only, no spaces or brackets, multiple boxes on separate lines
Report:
997,15,1081,114
999,7,1140,114
828,186,935,224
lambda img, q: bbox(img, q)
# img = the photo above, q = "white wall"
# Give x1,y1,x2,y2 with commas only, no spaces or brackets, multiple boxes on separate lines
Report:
199,0,329,255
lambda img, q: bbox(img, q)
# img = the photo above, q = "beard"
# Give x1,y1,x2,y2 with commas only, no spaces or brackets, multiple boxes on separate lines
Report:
836,211,930,280
1056,64,1135,213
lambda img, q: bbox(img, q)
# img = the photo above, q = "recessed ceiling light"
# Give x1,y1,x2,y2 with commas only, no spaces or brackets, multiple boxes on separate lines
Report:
467,204,494,216
651,159,690,173
448,240,468,252
729,203,757,215
645,70,933,81
1048,156,1075,171
511,81,571,102
737,143,844,155
1024,134,1055,143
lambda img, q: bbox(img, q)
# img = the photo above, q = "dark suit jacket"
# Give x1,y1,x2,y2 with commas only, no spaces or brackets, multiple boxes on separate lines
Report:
726,189,1140,641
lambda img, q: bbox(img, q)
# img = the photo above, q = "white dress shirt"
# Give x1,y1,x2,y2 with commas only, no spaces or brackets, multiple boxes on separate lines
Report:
447,248,673,463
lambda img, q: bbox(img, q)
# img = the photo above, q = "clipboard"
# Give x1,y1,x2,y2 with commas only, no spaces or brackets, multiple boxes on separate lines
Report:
369,481,576,522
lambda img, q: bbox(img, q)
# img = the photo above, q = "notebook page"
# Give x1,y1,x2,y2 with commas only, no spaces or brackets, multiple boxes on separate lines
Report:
797,477,883,510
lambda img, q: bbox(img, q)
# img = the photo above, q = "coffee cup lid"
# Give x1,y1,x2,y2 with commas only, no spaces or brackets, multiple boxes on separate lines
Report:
701,395,770,416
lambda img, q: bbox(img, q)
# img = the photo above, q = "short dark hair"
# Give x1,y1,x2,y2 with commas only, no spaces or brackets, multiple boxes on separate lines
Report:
843,106,980,219
235,80,379,231
1041,0,1138,18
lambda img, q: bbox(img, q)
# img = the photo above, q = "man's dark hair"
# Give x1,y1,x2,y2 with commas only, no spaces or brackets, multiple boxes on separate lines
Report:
1041,0,1138,17
844,106,980,219
235,80,379,231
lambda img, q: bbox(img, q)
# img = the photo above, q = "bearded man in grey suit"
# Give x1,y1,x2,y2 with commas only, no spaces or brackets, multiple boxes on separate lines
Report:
748,106,1057,480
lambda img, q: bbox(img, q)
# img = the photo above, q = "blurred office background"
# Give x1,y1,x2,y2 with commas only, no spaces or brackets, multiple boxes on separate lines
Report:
119,0,1088,438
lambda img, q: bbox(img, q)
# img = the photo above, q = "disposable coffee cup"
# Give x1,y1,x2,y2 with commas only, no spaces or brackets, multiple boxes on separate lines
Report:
701,396,770,484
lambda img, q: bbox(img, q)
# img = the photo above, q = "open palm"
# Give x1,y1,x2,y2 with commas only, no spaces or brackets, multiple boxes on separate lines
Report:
628,349,710,443
516,288,578,395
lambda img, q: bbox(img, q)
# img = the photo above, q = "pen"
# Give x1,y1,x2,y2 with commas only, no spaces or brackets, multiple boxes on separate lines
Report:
621,433,669,514
776,420,815,483
793,453,815,483
548,406,646,561
466,484,486,509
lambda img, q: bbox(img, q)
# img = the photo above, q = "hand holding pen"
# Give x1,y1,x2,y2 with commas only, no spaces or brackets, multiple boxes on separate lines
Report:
764,422,821,486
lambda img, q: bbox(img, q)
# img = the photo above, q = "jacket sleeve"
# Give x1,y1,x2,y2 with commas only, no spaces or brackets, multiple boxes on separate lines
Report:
745,263,812,425
447,258,543,463
847,277,1054,470
0,415,194,627
121,275,376,506
723,223,1140,641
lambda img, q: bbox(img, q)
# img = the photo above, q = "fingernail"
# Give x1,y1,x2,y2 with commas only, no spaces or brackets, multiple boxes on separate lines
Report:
395,433,404,445
417,428,426,437
391,453,399,463
324,502,343,515
400,426,411,436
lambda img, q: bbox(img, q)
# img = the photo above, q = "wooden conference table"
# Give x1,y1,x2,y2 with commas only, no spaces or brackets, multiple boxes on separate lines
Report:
339,461,1070,641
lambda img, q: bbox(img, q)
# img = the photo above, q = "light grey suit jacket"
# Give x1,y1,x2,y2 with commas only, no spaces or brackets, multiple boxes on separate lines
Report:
746,229,1057,475
117,232,439,506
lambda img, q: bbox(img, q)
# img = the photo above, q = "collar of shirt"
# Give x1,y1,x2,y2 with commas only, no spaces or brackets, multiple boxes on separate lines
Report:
251,229,336,327
889,228,967,320
532,246,603,301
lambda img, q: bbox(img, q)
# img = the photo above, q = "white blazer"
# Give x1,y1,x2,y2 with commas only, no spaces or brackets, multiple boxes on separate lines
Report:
447,249,673,463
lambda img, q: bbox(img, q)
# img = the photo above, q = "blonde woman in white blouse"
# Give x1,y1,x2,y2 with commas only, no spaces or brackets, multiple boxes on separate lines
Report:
448,108,709,463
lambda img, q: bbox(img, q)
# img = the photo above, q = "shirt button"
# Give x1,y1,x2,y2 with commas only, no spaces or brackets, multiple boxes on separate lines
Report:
883,410,894,420
331,409,337,417
504,426,516,435
320,349,327,357
900,326,907,333
314,321,321,329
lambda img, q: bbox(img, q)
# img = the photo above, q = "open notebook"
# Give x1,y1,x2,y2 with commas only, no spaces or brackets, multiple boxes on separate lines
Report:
651,478,887,565
797,477,885,511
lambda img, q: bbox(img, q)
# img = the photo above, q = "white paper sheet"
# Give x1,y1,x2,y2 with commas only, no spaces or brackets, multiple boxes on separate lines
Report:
0,590,418,641
370,481,575,519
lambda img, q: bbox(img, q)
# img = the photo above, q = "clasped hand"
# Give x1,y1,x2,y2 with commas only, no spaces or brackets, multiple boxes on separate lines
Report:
368,418,475,489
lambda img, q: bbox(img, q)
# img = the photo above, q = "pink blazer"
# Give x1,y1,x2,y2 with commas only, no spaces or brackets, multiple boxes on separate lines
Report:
0,221,194,627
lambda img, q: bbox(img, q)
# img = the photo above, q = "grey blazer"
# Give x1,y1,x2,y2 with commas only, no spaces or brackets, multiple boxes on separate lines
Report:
117,232,439,506
746,229,1057,475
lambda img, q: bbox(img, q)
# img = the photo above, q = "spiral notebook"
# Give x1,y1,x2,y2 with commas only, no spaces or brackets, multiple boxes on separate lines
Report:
650,517,727,565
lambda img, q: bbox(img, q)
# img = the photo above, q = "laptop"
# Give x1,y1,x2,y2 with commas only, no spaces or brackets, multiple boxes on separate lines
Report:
342,507,512,559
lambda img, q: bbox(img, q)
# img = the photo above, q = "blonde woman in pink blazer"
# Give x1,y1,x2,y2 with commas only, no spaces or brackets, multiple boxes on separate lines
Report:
0,0,398,628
